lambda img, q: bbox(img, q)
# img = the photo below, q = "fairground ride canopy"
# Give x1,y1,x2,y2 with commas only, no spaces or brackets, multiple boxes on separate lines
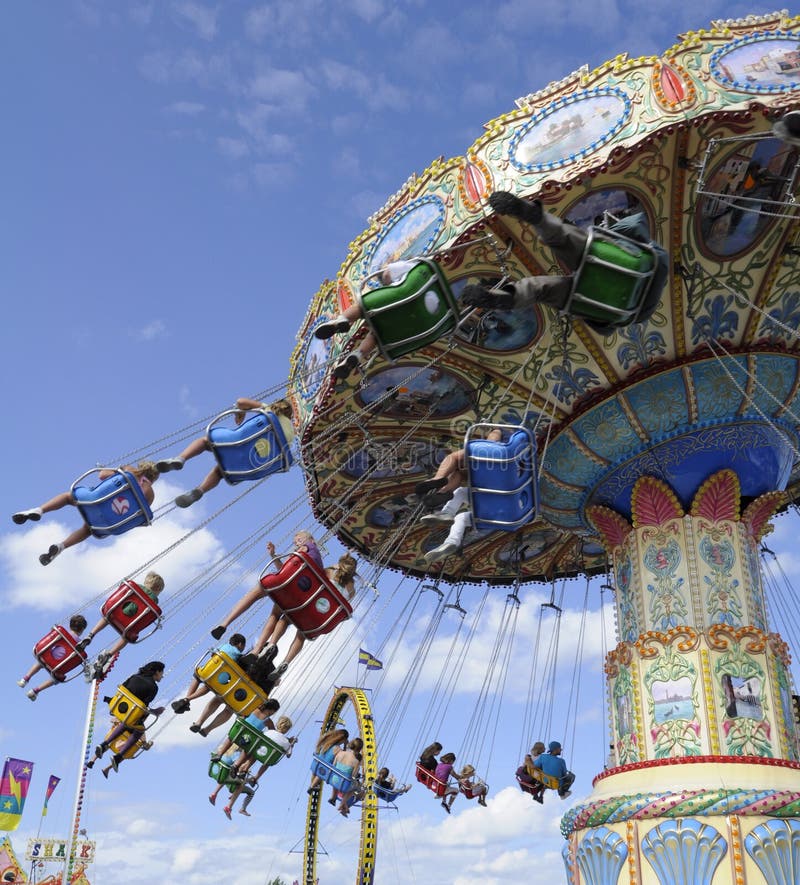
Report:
290,12,800,586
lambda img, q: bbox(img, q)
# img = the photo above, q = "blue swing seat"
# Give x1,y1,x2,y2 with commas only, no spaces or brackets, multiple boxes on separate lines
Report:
374,784,404,803
207,409,294,484
465,423,538,532
310,753,354,792
71,468,153,538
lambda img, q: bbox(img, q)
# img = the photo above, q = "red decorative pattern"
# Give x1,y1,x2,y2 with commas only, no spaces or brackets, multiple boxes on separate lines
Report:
631,476,683,528
742,491,788,541
690,469,740,522
593,754,800,787
586,504,632,551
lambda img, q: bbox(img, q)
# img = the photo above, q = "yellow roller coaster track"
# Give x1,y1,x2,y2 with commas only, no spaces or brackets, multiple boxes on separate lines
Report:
303,686,378,885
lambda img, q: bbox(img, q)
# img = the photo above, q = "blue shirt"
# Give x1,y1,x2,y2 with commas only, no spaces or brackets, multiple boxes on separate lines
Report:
218,642,242,661
537,751,567,780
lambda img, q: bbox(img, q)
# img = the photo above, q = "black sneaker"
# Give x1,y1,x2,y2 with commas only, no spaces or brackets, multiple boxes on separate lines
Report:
156,458,184,474
259,643,278,663
462,282,515,310
314,317,351,340
333,353,361,380
39,544,61,566
415,476,448,496
175,488,203,508
171,699,191,714
488,190,543,224
210,625,225,640
12,509,41,525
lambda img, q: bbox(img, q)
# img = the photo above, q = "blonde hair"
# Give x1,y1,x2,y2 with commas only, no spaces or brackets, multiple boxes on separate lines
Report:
531,741,546,756
277,716,292,731
333,553,357,585
459,764,475,778
270,398,294,419
135,461,159,482
295,531,315,548
317,728,348,753
143,572,164,594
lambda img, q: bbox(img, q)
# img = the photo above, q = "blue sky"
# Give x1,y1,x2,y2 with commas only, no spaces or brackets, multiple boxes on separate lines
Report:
2,3,799,884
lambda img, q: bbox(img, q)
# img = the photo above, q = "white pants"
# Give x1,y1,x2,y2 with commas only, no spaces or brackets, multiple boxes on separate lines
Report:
439,486,471,547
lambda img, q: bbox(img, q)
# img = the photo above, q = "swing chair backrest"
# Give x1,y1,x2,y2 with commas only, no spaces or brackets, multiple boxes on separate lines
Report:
71,468,153,538
414,763,448,797
207,409,294,484
108,685,150,728
106,726,151,760
310,753,354,793
374,784,404,803
465,423,538,531
194,649,268,716
564,226,656,327
358,258,461,362
33,626,88,683
208,758,241,788
101,580,162,643
526,763,560,791
458,778,488,800
227,718,288,767
259,551,353,640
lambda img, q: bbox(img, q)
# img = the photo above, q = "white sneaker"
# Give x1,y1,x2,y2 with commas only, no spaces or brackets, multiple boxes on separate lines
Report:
26,689,37,701
420,512,454,525
17,678,27,688
424,542,458,564
12,508,42,525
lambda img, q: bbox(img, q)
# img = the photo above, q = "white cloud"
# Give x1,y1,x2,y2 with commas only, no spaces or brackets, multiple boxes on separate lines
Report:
173,1,219,41
346,0,385,23
249,68,314,108
132,319,167,342
216,136,249,158
178,385,199,419
139,50,232,89
318,59,408,111
252,161,296,188
332,147,362,178
0,479,225,614
243,1,326,46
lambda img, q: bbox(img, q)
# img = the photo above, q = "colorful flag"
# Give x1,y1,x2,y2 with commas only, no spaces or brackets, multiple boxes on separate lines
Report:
358,648,383,670
42,775,60,817
0,758,34,831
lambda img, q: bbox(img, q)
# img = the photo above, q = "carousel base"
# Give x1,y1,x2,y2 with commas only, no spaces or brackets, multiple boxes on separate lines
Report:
562,757,800,885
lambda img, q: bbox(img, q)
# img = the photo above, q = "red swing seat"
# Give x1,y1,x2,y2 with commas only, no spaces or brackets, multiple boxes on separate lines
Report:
415,763,448,798
259,551,353,640
33,626,88,683
516,774,539,796
458,779,488,800
101,580,162,643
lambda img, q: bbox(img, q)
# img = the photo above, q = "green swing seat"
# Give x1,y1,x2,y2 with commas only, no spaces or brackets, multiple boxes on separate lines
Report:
564,226,657,327
227,717,287,767
358,258,460,361
208,758,241,787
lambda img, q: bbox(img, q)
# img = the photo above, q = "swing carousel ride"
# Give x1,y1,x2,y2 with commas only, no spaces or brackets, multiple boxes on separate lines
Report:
287,11,800,885
15,12,800,885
